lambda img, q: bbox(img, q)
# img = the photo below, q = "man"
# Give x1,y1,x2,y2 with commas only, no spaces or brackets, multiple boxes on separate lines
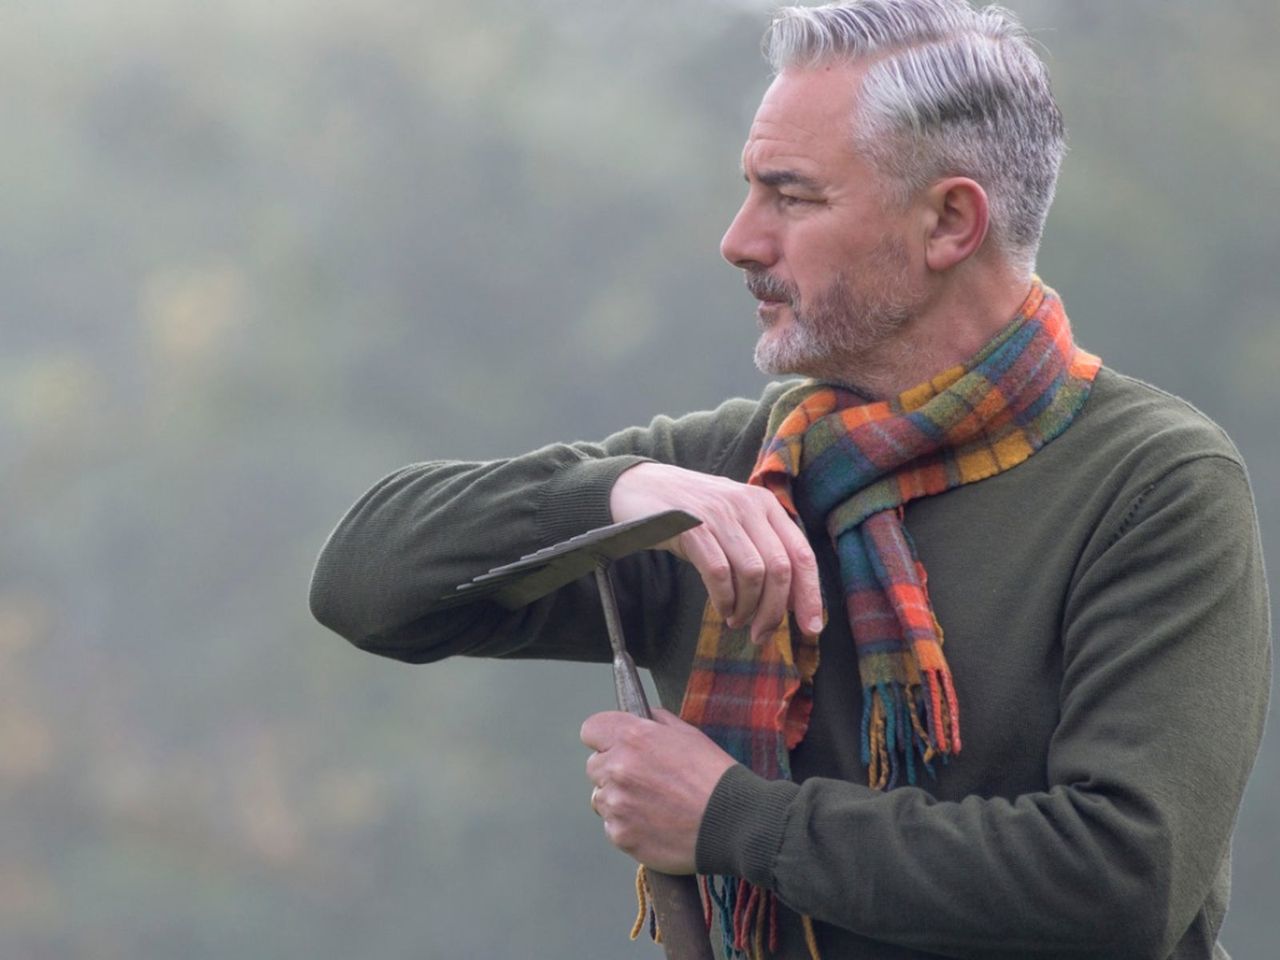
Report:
309,2,1270,957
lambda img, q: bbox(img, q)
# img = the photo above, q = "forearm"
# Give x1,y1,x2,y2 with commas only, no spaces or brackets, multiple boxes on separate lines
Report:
700,769,1175,958
308,389,781,664
309,447,646,660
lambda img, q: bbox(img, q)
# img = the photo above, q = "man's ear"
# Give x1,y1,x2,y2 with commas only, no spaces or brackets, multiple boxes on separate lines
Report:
922,177,990,272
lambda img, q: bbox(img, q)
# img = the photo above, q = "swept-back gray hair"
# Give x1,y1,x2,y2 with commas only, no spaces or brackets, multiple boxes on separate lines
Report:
765,0,1064,273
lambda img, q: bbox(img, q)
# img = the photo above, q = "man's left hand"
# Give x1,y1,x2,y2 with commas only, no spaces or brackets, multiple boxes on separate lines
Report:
580,708,737,875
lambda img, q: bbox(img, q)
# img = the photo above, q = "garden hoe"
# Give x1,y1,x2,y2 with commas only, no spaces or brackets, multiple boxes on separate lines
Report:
429,509,715,960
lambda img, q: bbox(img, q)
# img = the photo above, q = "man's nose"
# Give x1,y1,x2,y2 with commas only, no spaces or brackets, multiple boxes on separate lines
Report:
720,198,776,270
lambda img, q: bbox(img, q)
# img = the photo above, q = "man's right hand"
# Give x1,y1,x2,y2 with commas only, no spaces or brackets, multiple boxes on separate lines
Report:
610,462,824,645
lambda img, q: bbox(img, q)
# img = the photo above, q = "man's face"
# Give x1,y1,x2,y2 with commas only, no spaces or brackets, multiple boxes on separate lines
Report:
721,64,928,386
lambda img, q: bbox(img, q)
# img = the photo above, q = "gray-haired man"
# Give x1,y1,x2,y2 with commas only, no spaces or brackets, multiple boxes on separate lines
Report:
311,3,1270,957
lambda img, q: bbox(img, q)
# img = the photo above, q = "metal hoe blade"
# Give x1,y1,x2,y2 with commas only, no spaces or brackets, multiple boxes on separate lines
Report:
425,509,701,611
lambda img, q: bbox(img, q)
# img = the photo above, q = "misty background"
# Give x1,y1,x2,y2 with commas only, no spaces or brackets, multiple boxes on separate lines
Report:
4,0,1277,956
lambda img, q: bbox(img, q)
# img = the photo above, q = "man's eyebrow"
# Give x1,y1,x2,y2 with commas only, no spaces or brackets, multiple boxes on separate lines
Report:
741,167,824,191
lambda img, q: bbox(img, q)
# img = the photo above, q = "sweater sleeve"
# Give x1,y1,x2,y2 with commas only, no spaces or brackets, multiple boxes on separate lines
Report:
695,455,1271,958
308,392,773,666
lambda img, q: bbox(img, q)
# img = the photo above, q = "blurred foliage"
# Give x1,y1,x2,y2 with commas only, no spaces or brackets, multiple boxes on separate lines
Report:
2,1,1276,957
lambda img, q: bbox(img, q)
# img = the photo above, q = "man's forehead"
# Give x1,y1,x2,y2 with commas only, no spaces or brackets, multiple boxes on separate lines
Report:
759,64,865,124
739,64,867,177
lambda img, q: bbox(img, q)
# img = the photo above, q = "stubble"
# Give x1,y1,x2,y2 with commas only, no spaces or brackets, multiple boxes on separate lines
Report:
751,235,923,395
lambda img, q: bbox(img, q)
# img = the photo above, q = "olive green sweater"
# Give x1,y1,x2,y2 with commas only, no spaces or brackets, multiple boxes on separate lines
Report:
310,368,1270,959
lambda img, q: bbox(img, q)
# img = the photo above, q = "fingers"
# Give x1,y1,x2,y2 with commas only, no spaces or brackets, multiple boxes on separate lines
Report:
580,710,636,753
739,507,792,645
768,508,824,638
608,462,825,642
583,713,637,830
710,489,822,644
679,487,791,635
581,707,731,873
673,524,735,621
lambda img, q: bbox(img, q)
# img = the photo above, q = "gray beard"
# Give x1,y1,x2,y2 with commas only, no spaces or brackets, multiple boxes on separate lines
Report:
752,241,920,390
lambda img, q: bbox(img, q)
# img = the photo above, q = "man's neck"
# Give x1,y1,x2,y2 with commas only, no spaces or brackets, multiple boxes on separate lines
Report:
837,267,1034,400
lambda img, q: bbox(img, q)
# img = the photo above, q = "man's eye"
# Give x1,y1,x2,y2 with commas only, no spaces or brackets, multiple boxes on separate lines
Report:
779,194,816,207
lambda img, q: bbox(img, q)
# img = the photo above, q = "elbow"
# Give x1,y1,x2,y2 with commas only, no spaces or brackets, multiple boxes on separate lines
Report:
308,531,492,664
308,558,414,660
308,464,430,650
1062,808,1179,959
1086,876,1172,960
307,521,398,652
308,535,367,646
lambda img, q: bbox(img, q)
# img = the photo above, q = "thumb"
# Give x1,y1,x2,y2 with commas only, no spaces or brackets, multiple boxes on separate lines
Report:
650,707,691,729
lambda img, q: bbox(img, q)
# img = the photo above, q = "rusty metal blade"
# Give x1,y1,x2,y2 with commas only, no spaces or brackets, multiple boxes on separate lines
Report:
425,509,700,611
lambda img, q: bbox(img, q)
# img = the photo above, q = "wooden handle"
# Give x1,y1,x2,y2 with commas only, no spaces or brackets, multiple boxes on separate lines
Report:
647,869,715,960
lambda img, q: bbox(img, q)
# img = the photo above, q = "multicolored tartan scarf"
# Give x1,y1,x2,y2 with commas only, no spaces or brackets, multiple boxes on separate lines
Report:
672,279,1101,959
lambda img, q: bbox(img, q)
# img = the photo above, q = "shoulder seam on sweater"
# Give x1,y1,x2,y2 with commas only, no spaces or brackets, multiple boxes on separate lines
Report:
1101,369,1239,446
1105,453,1248,550
1107,482,1157,549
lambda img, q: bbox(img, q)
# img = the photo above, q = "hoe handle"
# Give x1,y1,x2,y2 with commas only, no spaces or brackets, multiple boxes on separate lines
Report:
594,566,714,960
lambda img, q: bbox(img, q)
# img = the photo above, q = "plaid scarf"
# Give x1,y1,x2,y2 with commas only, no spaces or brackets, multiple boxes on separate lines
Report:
675,279,1101,959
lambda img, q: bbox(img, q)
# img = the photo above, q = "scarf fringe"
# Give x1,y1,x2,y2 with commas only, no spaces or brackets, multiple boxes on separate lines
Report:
639,870,822,960
862,672,962,790
631,865,658,943
696,875,820,960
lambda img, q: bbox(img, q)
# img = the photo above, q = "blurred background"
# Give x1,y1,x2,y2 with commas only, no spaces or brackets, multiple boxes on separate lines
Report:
4,0,1277,956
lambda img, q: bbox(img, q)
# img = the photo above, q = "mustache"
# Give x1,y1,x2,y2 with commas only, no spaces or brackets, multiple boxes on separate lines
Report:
745,270,796,303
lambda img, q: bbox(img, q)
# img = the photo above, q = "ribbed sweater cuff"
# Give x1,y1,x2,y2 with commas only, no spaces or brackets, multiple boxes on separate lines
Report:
695,763,801,888
534,455,653,547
